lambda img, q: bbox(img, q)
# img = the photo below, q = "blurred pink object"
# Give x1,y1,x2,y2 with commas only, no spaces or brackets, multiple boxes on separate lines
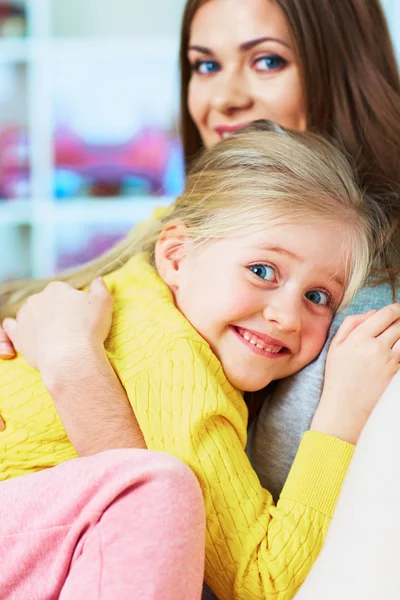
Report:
0,126,30,199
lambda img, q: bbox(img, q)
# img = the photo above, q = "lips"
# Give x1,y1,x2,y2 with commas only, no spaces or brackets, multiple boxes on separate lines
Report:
233,326,290,357
215,123,251,140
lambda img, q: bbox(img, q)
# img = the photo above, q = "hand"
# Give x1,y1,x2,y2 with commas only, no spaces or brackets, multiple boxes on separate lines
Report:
2,277,113,380
0,326,15,359
1,277,146,453
311,304,400,444
0,323,16,429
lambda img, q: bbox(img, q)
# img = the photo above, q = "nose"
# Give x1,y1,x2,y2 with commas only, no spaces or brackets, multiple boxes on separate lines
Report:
211,69,253,115
263,292,302,333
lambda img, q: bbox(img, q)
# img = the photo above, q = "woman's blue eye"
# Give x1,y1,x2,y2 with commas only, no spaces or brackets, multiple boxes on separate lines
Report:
254,54,286,71
192,60,220,74
250,264,275,281
305,290,330,306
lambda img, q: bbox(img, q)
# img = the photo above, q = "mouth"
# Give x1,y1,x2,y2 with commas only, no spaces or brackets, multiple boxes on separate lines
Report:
215,123,251,141
231,326,291,358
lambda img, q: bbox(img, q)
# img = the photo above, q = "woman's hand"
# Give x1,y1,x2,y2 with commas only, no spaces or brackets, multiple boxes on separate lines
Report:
311,304,400,444
1,278,146,453
0,327,15,430
3,278,112,378
0,326,15,360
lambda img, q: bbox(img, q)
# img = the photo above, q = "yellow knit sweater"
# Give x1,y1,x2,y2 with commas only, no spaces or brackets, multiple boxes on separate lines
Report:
0,254,354,599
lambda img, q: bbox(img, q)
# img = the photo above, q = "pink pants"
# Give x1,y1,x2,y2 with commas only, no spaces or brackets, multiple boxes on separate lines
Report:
0,449,206,600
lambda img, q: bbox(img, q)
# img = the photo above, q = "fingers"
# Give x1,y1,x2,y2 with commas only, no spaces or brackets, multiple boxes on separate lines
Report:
355,304,400,338
333,310,377,345
393,338,400,355
0,324,16,359
89,277,110,297
1,319,17,353
377,319,400,350
88,277,113,309
0,324,15,428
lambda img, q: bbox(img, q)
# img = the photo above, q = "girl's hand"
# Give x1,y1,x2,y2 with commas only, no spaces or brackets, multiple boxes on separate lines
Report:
2,277,113,380
311,304,400,444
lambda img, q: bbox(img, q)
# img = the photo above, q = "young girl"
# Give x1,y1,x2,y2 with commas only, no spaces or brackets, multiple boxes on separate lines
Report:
0,122,398,600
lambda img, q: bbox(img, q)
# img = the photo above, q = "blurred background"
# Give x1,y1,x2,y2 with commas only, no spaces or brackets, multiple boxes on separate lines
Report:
0,0,398,283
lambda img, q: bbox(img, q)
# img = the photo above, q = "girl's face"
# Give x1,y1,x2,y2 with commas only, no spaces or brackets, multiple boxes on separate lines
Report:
187,0,307,149
159,221,348,392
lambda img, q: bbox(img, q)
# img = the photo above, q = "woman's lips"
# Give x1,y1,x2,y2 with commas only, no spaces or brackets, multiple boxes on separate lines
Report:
215,123,251,140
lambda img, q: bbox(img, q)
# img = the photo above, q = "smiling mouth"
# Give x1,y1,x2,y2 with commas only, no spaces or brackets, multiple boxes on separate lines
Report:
215,124,250,140
232,326,290,357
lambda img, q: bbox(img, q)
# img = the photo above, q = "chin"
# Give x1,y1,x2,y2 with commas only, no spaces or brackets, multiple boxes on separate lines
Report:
225,370,269,393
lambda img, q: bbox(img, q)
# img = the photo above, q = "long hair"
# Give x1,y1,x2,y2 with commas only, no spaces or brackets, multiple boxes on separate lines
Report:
179,0,400,253
0,122,383,319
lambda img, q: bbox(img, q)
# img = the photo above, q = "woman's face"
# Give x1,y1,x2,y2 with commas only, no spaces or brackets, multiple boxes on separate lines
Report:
187,0,307,148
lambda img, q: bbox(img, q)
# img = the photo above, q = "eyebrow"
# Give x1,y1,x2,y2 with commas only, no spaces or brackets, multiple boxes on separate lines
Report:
264,246,302,261
188,36,292,55
259,246,345,287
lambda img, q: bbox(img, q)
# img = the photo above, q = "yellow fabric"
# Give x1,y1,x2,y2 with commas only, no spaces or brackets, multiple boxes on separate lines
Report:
0,253,354,599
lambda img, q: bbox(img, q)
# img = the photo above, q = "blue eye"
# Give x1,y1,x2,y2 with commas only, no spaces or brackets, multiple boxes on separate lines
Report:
305,290,330,306
191,60,220,74
250,264,275,281
254,54,287,71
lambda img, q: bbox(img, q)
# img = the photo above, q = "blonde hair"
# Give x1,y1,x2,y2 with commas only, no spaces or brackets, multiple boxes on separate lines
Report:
0,121,386,319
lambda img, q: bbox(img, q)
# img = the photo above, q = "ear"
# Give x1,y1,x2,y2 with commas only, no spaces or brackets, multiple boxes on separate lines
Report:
155,221,189,290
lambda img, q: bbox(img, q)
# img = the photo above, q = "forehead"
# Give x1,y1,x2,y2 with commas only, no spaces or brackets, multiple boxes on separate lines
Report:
206,222,351,282
189,0,292,48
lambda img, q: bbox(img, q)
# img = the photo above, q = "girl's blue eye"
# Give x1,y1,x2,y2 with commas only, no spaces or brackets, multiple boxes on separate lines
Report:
191,60,220,74
254,54,287,71
305,290,330,306
250,264,275,281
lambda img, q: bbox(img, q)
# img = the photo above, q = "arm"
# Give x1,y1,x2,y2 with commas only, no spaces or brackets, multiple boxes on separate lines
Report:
121,338,353,600
44,344,146,455
3,280,399,598
116,306,400,599
2,278,145,455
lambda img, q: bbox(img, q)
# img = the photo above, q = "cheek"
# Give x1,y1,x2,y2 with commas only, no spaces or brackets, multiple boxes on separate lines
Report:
302,318,331,362
258,69,306,130
180,275,251,335
188,80,205,126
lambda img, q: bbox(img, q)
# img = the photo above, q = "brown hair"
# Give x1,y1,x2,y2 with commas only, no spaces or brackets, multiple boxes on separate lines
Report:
179,0,400,255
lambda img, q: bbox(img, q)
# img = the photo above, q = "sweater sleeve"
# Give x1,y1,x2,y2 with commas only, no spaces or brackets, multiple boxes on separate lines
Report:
121,338,354,600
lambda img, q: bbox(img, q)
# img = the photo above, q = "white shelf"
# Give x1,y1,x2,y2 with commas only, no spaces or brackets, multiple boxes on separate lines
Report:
38,197,174,224
0,39,31,62
0,199,32,225
0,2,181,280
0,196,174,227
50,38,178,61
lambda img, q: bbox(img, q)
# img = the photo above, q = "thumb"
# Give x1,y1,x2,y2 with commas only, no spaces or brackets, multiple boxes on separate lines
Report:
333,309,377,345
2,318,17,344
89,277,109,296
0,322,16,358
88,278,113,311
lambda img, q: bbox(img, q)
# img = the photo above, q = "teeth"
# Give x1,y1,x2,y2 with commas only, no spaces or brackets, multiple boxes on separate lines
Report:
222,132,232,139
265,346,281,354
237,328,283,353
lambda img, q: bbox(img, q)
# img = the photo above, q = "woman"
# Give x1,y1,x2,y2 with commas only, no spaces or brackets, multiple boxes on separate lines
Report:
1,0,400,598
